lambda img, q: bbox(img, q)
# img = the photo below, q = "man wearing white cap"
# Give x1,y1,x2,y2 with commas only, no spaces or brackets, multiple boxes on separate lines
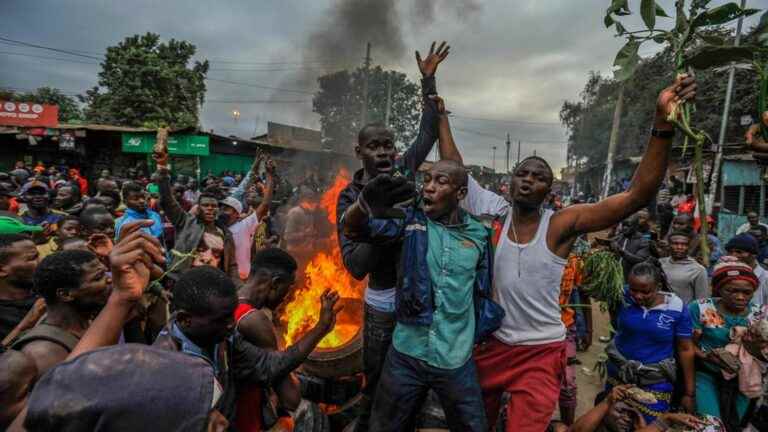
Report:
220,196,260,281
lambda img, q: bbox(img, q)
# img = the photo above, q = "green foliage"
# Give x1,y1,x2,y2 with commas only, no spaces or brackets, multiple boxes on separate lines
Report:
313,66,421,151
81,33,209,129
562,28,762,167
583,251,625,311
1,87,82,123
692,3,759,28
604,0,761,80
614,39,641,81
641,0,657,31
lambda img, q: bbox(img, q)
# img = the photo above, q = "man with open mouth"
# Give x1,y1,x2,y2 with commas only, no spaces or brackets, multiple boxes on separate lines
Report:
342,156,502,431
335,41,450,431
461,74,699,431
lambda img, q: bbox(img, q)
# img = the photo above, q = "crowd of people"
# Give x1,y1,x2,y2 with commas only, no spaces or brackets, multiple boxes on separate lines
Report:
1,40,767,432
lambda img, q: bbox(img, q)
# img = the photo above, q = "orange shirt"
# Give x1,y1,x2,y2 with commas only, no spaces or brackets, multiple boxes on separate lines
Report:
559,254,583,328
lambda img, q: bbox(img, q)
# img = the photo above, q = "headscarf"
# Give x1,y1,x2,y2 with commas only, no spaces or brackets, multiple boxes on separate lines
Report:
711,258,758,296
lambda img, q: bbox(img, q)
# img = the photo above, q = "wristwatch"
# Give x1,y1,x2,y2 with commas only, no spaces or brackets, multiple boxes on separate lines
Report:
651,128,675,139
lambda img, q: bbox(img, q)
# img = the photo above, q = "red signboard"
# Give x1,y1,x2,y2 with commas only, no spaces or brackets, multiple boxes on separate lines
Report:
0,101,59,127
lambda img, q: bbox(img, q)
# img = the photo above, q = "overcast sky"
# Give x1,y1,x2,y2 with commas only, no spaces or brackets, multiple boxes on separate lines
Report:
2,0,766,174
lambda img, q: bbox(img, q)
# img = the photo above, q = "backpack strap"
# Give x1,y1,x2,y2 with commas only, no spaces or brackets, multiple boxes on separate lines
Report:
11,323,80,353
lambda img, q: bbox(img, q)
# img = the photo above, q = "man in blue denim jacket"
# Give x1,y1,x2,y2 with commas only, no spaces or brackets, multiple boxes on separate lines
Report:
335,41,450,431
342,159,503,432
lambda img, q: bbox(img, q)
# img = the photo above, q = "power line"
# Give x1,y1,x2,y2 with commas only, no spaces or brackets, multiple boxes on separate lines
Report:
204,58,331,65
205,77,315,94
205,99,310,104
0,35,336,66
208,66,334,72
451,114,562,127
453,126,567,144
0,37,102,60
0,51,100,65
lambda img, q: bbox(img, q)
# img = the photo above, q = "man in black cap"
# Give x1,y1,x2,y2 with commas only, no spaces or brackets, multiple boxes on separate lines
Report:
19,181,65,241
725,233,768,305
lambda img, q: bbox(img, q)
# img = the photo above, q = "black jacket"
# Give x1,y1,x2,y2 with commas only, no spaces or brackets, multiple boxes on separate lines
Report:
336,76,439,291
616,229,651,280
154,320,304,426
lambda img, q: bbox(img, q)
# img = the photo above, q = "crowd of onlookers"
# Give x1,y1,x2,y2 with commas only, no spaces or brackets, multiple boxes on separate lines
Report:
551,180,768,432
0,156,354,431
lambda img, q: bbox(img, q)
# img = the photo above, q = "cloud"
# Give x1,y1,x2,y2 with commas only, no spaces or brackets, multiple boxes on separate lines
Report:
2,0,766,174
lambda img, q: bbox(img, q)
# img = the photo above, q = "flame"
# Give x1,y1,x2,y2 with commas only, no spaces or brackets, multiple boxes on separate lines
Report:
279,169,366,349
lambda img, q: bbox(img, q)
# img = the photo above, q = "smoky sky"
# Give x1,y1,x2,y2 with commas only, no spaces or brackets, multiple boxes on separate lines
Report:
1,0,766,173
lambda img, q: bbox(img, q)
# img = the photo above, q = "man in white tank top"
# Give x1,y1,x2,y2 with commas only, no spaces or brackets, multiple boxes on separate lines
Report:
460,74,698,431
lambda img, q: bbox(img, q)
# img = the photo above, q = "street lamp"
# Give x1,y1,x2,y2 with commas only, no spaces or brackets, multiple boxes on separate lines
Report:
492,146,497,173
232,109,241,123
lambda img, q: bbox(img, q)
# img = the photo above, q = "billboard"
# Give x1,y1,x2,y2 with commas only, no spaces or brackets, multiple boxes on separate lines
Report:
0,101,59,128
122,133,210,156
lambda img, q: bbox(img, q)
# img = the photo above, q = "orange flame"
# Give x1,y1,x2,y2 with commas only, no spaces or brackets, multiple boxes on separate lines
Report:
279,169,366,349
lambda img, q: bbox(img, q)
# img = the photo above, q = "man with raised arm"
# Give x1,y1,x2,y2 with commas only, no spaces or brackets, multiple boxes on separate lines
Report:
335,41,449,431
460,74,698,431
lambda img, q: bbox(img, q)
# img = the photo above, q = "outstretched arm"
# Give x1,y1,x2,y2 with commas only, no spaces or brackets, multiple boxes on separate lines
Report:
255,159,275,220
233,290,342,385
554,74,697,239
401,41,450,174
231,154,263,205
432,95,463,165
156,167,186,229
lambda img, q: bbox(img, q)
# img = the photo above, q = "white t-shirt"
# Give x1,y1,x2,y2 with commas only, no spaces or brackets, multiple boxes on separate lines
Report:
461,176,567,345
229,212,260,280
736,222,768,235
753,265,768,306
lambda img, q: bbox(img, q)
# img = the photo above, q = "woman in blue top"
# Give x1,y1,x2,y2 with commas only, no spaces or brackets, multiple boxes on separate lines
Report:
689,260,766,428
605,259,696,423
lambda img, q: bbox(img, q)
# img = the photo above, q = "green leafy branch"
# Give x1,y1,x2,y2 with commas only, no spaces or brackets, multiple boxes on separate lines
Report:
146,249,197,295
604,0,761,267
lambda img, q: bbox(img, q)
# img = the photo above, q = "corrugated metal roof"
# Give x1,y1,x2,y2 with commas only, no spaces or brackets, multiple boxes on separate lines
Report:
56,123,154,132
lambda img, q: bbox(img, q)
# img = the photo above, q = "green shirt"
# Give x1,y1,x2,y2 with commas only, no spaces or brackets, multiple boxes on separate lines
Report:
392,212,488,369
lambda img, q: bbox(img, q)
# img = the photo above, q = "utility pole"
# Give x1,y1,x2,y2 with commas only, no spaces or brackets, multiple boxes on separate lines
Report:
492,146,497,172
384,72,392,127
517,140,521,166
601,83,625,200
505,133,511,172
361,42,372,126
707,0,747,214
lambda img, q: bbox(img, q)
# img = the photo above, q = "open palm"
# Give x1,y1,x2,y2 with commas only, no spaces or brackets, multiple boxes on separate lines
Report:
416,41,450,78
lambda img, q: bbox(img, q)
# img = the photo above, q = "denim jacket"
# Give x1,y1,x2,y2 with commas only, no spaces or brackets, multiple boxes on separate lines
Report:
355,207,505,343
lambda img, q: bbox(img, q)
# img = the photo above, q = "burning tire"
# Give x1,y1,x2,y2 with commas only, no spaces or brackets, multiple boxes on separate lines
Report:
295,297,364,379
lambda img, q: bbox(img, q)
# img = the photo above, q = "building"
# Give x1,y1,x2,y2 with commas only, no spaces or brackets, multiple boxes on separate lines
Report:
0,121,356,192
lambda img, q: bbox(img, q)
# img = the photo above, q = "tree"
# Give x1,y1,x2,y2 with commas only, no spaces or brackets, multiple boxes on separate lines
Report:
561,27,762,168
81,33,209,129
313,66,421,150
0,87,82,123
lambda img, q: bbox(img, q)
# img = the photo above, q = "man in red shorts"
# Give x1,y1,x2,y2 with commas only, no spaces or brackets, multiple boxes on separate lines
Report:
461,74,698,430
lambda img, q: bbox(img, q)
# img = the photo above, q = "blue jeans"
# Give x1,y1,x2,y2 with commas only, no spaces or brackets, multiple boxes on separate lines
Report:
357,304,396,431
370,346,487,432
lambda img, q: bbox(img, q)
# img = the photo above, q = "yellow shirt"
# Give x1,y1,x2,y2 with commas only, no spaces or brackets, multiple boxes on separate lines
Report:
37,237,59,259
